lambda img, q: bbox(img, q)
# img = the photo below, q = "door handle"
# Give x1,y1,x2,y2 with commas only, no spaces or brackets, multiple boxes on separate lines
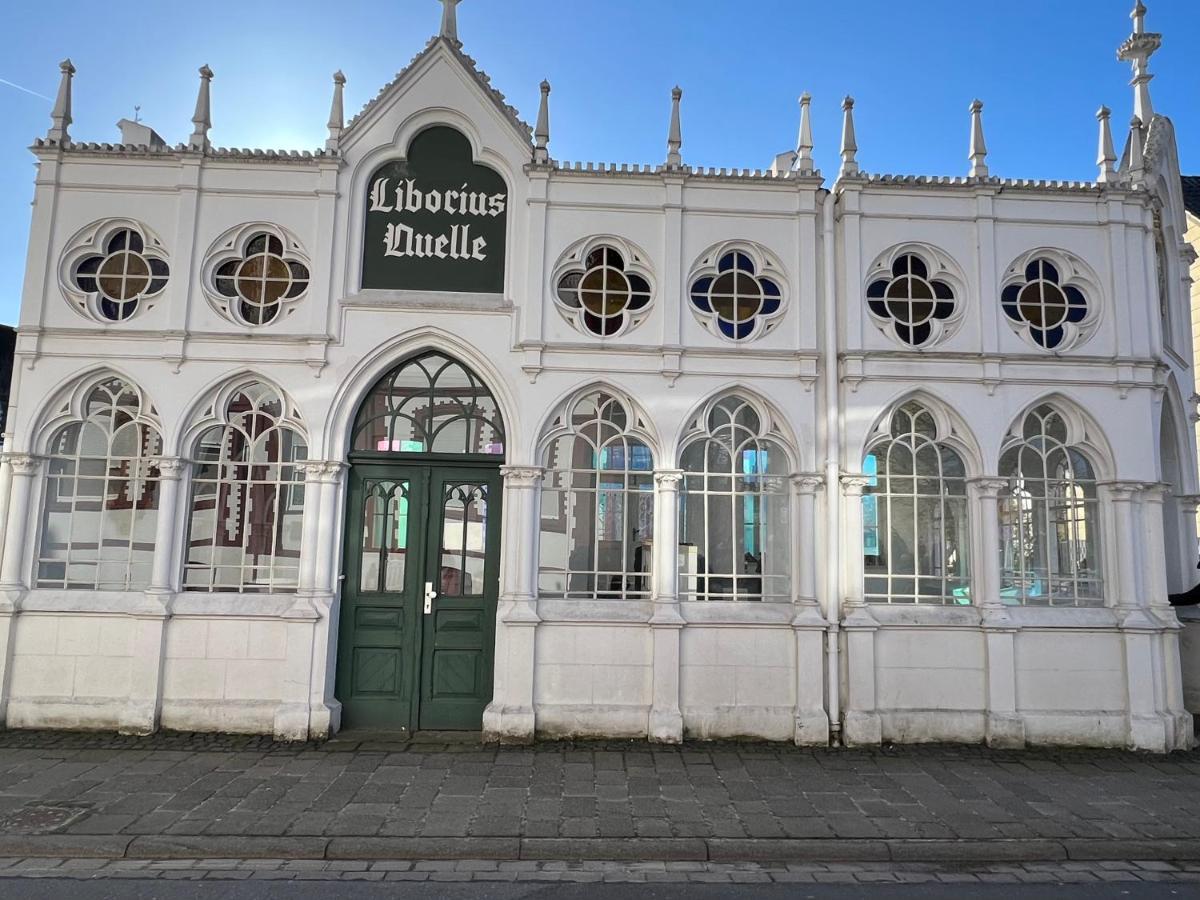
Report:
424,582,437,615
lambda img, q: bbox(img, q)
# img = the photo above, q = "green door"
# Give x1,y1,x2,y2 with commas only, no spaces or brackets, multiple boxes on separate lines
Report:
337,463,502,732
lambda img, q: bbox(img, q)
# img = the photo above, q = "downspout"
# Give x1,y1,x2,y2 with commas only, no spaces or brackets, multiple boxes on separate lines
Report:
821,189,842,741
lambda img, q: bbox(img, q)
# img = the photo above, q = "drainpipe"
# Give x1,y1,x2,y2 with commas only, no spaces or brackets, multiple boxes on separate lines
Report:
821,189,842,742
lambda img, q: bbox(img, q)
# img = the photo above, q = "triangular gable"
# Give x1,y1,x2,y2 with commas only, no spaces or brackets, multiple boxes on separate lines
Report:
344,36,533,151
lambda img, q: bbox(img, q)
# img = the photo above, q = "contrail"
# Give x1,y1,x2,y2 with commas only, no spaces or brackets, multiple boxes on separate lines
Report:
0,78,53,103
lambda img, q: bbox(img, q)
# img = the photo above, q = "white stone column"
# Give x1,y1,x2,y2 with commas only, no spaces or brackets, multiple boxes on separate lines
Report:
483,466,543,743
839,474,880,746
307,462,346,739
0,454,40,726
121,458,187,736
969,476,1024,748
1177,494,1200,592
648,470,684,744
1104,481,1145,610
275,461,332,741
790,474,828,746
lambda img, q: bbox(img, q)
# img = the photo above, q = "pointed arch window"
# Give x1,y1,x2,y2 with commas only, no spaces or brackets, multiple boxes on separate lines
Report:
679,397,791,602
352,352,505,456
538,391,655,600
863,402,971,604
184,383,307,593
998,405,1102,606
37,377,163,590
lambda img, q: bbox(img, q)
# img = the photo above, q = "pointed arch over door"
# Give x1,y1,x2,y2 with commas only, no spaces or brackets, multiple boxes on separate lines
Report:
338,350,506,733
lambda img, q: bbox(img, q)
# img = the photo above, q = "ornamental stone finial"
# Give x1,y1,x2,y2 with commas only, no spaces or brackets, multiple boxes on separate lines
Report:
326,70,346,151
666,86,683,169
968,99,989,179
1096,105,1118,185
439,0,461,43
189,64,214,152
1118,0,1161,124
794,92,814,175
1128,115,1145,181
47,58,76,143
534,80,551,164
839,96,859,178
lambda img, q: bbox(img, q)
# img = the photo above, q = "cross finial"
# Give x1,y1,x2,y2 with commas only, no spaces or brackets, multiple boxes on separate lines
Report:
439,0,461,43
1118,1,1161,124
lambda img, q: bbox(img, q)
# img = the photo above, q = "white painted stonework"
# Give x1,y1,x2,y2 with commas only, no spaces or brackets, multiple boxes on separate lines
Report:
1,4,1195,751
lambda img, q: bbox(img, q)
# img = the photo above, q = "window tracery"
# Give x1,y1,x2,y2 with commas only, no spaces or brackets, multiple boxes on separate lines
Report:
203,225,311,326
678,396,791,602
865,248,961,348
553,238,654,337
538,390,655,600
37,377,162,590
61,221,170,323
688,245,785,341
1000,250,1096,351
184,382,307,593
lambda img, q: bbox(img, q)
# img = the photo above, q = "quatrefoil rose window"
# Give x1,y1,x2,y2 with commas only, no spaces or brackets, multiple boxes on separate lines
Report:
866,251,959,348
1001,254,1091,351
553,239,654,337
203,226,311,327
62,221,170,323
688,246,785,341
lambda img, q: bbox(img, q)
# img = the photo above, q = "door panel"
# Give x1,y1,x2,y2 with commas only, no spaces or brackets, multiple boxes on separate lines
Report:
337,463,501,733
418,469,502,731
337,469,425,731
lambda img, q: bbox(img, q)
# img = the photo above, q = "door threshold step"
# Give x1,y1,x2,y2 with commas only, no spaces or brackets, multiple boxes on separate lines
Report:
327,730,483,748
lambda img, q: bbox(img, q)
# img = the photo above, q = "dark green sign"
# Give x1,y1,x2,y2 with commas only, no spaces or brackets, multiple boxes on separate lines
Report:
362,126,507,293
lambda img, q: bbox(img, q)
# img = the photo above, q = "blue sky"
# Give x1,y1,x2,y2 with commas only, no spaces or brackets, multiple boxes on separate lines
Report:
0,0,1195,325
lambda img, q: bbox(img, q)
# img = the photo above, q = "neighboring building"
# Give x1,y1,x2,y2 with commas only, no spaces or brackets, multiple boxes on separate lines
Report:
0,325,15,443
1176,178,1200,710
0,2,1193,751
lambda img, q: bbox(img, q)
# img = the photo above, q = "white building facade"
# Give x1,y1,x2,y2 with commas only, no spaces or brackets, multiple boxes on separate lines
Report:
1,2,1195,751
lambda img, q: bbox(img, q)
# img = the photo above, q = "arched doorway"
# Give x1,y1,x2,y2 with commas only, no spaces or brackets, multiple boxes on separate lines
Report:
336,351,506,733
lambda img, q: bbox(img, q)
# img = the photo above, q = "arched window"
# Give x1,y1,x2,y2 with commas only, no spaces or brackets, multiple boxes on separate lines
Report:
184,382,307,593
863,402,970,604
37,377,162,590
679,396,790,602
998,404,1102,606
539,391,654,600
352,352,505,456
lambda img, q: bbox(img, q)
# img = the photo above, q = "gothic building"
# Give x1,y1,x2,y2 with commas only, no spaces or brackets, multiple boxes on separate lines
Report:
0,2,1194,750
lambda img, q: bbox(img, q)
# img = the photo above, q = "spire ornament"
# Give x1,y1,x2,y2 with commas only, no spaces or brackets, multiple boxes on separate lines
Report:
46,58,76,143
189,64,213,152
968,99,989,179
534,80,551,164
1096,106,1118,185
839,96,859,178
439,0,461,43
326,70,346,151
666,86,683,169
794,92,814,175
1127,115,1145,182
1117,1,1161,125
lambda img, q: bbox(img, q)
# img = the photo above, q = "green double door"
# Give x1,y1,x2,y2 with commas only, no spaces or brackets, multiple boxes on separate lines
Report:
336,463,502,732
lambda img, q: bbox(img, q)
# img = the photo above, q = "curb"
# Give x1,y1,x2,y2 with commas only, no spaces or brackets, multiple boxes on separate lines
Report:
2,836,1200,864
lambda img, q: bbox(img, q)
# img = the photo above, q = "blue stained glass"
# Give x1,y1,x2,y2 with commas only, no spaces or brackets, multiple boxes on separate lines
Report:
911,322,932,345
762,279,780,297
735,252,754,272
908,255,929,280
933,301,954,320
718,318,737,339
691,292,712,313
1002,284,1020,304
863,453,879,488
718,253,736,272
692,276,713,294
1031,327,1050,348
761,297,781,316
735,320,754,340
1065,305,1087,324
867,280,888,299
107,230,129,253
892,257,908,278
868,299,889,318
1043,325,1065,348
933,280,954,300
1002,302,1023,322
631,444,654,471
1025,261,1041,281
1064,285,1086,307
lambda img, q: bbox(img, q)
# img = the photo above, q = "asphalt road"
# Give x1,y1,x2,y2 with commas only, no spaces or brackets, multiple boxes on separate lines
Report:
0,881,1196,899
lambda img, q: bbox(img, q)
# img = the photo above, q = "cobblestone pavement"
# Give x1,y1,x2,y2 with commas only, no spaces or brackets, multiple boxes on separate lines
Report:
0,857,1199,885
1,730,1199,861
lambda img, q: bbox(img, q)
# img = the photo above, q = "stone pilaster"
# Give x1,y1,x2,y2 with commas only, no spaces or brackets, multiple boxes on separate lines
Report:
0,454,39,726
648,470,684,744
839,474,880,746
790,474,828,746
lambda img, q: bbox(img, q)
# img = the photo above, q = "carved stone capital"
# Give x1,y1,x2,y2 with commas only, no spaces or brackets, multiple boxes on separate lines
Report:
653,470,684,490
840,474,872,497
968,476,1010,499
501,466,545,488
1099,480,1148,501
3,454,41,476
154,457,188,479
790,473,824,495
300,460,347,482
1177,494,1200,514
